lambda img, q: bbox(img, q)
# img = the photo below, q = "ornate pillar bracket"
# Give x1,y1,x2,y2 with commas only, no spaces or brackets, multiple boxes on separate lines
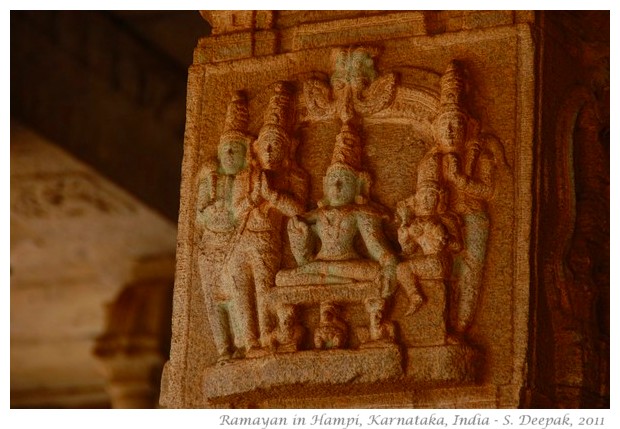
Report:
94,337,165,409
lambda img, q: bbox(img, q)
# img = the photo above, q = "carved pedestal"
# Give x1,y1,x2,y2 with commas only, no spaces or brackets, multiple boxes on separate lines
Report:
96,350,165,409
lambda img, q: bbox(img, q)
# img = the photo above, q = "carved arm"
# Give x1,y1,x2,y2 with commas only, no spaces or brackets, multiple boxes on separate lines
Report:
440,212,464,253
444,151,495,201
260,170,308,217
287,216,316,266
196,160,219,211
358,212,398,297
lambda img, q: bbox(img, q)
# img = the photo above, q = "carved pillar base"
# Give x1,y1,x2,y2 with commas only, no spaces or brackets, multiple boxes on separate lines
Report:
203,343,479,407
97,351,165,409
94,266,174,408
404,343,480,384
204,346,402,401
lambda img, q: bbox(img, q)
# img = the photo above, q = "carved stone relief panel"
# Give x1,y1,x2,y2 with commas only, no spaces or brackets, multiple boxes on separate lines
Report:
162,17,532,408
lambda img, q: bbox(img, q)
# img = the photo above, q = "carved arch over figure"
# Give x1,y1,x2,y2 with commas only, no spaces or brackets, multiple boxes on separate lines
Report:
295,49,454,211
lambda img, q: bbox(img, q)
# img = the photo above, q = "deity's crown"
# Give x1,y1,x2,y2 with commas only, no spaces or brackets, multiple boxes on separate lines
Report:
330,122,363,172
439,60,466,115
221,90,251,144
417,180,441,194
258,81,294,146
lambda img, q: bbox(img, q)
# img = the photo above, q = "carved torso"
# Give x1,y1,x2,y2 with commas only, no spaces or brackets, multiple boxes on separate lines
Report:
199,174,237,234
312,206,361,261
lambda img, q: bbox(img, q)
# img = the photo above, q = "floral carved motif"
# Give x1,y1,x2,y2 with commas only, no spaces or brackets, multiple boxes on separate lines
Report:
303,47,397,123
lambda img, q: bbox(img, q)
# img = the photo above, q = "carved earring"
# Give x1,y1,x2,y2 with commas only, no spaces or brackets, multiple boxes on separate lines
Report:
355,172,372,205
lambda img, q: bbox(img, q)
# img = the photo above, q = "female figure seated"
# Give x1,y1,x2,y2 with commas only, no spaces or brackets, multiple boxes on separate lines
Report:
395,180,462,315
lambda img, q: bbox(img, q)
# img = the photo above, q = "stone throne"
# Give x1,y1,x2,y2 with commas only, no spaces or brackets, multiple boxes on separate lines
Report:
161,11,530,409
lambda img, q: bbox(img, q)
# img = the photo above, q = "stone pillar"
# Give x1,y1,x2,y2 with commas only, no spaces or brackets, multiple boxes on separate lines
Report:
525,11,609,408
160,10,608,409
95,350,165,409
10,121,178,408
95,262,174,408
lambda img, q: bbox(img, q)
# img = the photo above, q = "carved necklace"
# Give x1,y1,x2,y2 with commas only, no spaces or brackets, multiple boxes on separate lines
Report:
320,207,349,243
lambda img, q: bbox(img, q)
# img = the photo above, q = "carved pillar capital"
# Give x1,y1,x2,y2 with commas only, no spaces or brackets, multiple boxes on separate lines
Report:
196,11,277,63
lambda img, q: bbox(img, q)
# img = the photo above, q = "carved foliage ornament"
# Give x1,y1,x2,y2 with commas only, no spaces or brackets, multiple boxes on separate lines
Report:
303,47,397,123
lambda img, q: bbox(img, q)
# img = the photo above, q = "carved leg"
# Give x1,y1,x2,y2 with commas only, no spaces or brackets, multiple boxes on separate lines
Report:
208,302,234,363
250,233,281,349
225,258,260,355
364,298,395,344
452,258,481,334
252,255,279,349
199,253,235,362
451,212,489,334
396,262,424,315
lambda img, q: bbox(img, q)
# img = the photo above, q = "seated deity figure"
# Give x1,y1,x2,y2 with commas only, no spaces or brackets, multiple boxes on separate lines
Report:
195,91,252,364
268,304,304,353
314,302,348,350
276,124,398,297
395,180,462,315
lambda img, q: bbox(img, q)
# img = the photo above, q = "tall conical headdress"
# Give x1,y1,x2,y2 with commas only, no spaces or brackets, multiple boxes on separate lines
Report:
257,81,294,148
263,81,293,128
221,90,251,143
330,122,363,172
439,60,466,115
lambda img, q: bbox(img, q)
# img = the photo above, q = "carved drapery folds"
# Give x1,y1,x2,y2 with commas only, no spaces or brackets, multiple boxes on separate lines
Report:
193,46,508,403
